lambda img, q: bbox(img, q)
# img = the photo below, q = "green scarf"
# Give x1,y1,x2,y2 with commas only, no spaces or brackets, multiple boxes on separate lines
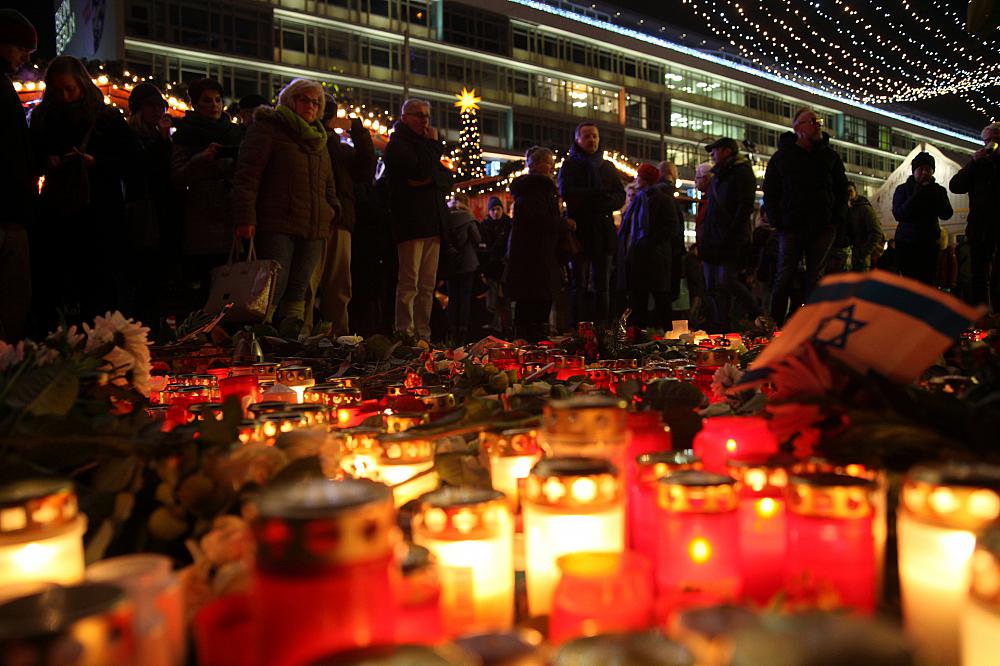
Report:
276,104,328,152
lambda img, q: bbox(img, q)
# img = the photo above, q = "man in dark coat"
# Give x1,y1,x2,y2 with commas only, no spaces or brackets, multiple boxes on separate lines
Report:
617,163,682,329
698,138,760,332
892,151,953,286
950,122,1000,309
558,122,626,324
763,108,849,324
847,182,884,271
655,159,688,301
0,10,36,341
383,98,452,341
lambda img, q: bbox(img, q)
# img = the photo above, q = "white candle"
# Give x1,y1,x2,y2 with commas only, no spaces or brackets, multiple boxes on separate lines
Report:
962,525,1000,666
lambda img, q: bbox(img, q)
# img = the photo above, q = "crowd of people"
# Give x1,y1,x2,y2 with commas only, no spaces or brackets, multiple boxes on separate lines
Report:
2,9,999,345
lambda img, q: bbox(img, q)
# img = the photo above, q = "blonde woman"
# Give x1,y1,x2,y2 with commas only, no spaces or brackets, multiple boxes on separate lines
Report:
231,78,341,323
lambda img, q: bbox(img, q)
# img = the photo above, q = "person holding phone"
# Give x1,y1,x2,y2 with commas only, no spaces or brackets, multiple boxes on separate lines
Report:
29,55,137,329
892,151,953,285
171,77,243,305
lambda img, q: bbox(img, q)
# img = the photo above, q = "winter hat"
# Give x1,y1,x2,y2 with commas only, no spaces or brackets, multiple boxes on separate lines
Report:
487,196,503,211
239,93,269,111
128,82,166,113
0,10,37,51
637,163,660,184
911,151,935,172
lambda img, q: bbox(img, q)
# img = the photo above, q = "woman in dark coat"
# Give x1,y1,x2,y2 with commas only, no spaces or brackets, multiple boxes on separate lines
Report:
30,55,137,329
616,163,682,330
443,193,481,342
505,146,574,341
892,152,953,285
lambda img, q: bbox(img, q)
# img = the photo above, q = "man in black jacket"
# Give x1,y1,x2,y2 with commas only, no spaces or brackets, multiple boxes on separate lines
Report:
0,10,36,341
763,108,849,324
950,122,1000,309
383,98,452,341
698,138,760,332
558,123,626,324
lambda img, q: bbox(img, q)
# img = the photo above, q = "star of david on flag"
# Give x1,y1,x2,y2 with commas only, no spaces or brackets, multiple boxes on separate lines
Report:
733,270,983,391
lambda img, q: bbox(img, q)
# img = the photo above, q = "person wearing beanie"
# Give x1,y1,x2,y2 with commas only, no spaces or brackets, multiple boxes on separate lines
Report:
892,150,953,285
0,9,37,340
237,93,270,127
699,137,760,332
616,163,682,329
479,194,512,335
30,55,137,330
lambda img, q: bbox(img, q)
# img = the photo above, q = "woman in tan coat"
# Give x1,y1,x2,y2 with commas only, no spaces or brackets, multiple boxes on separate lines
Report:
231,78,340,323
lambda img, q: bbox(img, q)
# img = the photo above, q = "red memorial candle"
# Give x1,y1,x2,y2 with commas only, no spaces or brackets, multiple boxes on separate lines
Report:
692,416,777,475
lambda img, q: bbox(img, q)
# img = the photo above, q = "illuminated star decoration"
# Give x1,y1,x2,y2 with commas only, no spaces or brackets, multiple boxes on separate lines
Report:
454,87,481,114
811,304,868,351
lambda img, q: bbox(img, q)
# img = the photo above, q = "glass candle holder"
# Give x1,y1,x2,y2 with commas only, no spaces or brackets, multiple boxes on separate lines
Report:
396,543,444,646
86,554,185,666
489,346,523,372
962,525,1000,666
584,368,613,390
522,457,625,617
258,412,308,446
481,428,542,510
549,551,654,644
642,366,675,383
611,369,642,394
276,365,315,403
188,402,226,422
625,412,673,512
252,362,280,382
176,373,217,388
692,416,778,475
236,419,260,445
655,471,741,618
288,403,331,427
727,455,792,606
539,396,627,471
0,479,86,589
577,321,597,343
219,374,261,409
385,410,430,433
630,451,702,563
251,479,399,666
693,348,738,396
553,355,586,381
897,462,1000,666
336,427,384,480
412,487,515,636
785,472,876,614
0,583,136,665
378,432,439,507
419,392,457,415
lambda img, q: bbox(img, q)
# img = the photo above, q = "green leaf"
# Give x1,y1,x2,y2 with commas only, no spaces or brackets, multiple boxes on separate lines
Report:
93,456,140,493
4,361,80,417
435,452,491,489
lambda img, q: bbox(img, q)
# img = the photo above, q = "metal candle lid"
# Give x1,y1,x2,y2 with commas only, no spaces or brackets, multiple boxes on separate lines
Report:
276,365,314,386
657,471,739,513
480,428,541,458
0,479,79,538
524,457,622,509
414,487,509,540
637,451,702,486
542,395,627,445
901,462,1000,530
379,432,435,465
786,473,875,519
385,411,429,433
253,479,397,571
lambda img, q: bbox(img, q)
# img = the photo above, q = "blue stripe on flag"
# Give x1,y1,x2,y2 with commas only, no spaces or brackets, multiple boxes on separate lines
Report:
806,280,970,338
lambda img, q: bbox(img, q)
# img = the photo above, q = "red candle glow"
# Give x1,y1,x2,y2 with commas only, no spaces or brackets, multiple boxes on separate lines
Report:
251,479,399,666
219,374,260,409
655,471,742,619
554,355,586,381
692,416,778,475
629,451,701,561
489,346,523,372
784,473,876,614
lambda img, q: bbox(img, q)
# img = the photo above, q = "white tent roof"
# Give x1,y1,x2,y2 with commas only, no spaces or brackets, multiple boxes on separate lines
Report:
870,143,970,243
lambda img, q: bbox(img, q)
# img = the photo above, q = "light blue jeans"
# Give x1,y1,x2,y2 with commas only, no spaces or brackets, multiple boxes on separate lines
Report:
256,232,325,320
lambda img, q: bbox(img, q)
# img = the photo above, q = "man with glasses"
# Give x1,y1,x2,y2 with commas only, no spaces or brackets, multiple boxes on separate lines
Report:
0,9,37,340
383,98,452,341
950,122,1000,310
763,107,849,324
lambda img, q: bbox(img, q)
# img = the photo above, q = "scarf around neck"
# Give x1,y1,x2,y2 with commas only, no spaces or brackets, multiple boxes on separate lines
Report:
276,104,327,152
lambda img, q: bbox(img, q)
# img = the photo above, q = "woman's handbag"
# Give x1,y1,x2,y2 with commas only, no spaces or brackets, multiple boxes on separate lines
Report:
204,236,281,323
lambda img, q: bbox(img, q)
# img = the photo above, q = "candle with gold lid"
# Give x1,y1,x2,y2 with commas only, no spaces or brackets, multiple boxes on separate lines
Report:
481,428,542,509
258,412,308,446
188,402,226,422
412,487,514,636
655,471,741,617
962,525,1000,666
488,346,523,372
553,355,586,381
248,401,298,418
418,392,457,415
251,478,399,666
276,365,315,403
785,472,876,614
288,403,330,426
378,432,439,507
898,462,1000,666
385,410,430,433
630,451,701,562
252,362,280,382
539,396,627,470
0,479,87,589
522,457,625,617
692,416,777,475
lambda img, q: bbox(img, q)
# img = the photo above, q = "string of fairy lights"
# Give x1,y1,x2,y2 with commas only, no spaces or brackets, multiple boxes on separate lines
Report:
453,150,639,196
677,0,999,107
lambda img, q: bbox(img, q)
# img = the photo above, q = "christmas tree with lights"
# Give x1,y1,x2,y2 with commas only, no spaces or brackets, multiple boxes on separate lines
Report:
454,87,485,180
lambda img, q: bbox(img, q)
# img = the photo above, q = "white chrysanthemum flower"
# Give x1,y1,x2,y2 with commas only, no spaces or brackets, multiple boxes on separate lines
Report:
83,311,152,396
0,341,25,372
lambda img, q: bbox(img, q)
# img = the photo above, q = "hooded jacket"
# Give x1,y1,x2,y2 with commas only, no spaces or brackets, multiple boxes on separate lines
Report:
698,154,756,266
382,121,452,243
231,106,340,240
950,153,1000,245
558,142,626,257
763,131,848,233
892,176,953,246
